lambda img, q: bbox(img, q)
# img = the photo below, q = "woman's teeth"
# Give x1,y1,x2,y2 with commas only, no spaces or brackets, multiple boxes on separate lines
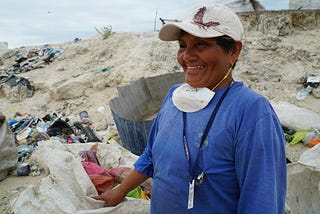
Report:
187,65,205,70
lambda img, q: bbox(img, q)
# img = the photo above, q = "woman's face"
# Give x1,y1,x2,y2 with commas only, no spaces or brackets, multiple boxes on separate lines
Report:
177,32,241,89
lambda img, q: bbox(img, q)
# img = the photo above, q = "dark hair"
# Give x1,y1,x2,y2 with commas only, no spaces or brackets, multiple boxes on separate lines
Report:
216,35,237,53
216,35,238,69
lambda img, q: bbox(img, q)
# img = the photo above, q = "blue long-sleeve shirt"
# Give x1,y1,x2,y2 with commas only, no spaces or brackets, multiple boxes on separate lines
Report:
134,81,287,214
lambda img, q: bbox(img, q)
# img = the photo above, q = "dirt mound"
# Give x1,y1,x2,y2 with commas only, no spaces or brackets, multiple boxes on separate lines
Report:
1,10,319,130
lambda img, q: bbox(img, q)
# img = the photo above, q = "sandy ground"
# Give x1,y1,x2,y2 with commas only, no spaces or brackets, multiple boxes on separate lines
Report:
0,175,45,213
0,10,319,213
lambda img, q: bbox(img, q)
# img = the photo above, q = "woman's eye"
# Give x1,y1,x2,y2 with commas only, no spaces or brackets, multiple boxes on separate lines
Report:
178,43,186,49
196,41,208,47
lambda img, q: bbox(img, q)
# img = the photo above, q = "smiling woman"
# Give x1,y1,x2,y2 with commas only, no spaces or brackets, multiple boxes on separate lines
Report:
94,3,287,213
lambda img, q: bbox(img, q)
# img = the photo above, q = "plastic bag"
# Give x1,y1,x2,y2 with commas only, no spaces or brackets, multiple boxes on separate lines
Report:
271,101,320,131
0,112,17,180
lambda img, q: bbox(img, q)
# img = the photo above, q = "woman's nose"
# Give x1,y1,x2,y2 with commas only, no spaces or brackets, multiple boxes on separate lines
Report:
182,46,197,62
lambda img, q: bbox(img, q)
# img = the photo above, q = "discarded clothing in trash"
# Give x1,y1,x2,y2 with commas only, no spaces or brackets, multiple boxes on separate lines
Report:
79,143,152,199
46,118,75,137
82,161,115,194
79,149,101,166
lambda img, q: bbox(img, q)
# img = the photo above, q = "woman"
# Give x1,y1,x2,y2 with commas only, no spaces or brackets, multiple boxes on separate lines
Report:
95,3,286,213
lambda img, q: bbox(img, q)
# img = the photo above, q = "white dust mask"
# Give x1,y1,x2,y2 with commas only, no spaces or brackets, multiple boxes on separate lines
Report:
172,83,215,112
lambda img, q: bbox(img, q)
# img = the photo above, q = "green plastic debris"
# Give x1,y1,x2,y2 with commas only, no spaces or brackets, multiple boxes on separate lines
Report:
284,133,293,142
126,186,143,198
289,131,308,146
92,67,111,74
113,184,149,200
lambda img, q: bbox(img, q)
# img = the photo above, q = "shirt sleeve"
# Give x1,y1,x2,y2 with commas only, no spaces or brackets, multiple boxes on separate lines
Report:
235,108,287,214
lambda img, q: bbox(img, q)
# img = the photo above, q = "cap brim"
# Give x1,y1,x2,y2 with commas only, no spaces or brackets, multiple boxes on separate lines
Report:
159,22,224,41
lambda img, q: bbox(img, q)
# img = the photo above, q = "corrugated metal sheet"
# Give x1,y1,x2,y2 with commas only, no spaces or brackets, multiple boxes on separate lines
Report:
109,72,184,155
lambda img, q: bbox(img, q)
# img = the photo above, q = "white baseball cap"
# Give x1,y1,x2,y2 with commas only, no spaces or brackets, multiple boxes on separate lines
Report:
159,3,243,41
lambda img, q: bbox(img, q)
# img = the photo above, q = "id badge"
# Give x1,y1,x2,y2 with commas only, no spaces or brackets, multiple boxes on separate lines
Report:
188,179,195,209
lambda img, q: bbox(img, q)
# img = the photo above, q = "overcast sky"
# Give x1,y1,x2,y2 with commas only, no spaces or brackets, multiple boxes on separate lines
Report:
0,0,288,48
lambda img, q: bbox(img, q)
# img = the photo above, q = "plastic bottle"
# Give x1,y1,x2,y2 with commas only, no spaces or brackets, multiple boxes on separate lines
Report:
295,88,310,100
303,129,320,146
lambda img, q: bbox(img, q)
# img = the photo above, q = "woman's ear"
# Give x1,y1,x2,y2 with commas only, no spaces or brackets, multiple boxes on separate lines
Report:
231,41,242,65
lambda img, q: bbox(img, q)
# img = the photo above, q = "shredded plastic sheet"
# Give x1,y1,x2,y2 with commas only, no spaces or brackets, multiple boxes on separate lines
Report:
12,140,150,214
299,143,320,170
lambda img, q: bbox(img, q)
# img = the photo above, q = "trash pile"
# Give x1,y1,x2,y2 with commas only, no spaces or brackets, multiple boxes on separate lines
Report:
1,108,152,213
266,101,320,213
273,101,320,149
0,44,62,99
0,71,35,98
6,110,105,176
284,127,320,148
0,44,62,74
295,73,320,100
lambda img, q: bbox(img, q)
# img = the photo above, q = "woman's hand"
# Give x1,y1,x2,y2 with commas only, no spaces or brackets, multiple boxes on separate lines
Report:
93,169,149,207
93,188,127,207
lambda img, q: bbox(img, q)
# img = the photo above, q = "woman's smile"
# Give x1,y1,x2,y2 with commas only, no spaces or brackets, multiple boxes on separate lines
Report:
185,65,207,74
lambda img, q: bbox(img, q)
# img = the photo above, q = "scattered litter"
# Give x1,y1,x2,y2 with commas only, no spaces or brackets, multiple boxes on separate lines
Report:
74,37,82,42
295,87,310,100
303,129,320,144
16,127,32,141
97,106,105,113
6,110,103,165
17,163,30,176
0,71,35,98
92,67,111,74
295,73,320,100
287,131,309,146
1,44,62,74
274,101,320,147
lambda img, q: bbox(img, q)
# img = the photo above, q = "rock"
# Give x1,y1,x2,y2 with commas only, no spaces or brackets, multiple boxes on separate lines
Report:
51,81,87,101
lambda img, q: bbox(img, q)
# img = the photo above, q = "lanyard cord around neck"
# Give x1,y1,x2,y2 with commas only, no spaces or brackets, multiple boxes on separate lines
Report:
182,86,231,182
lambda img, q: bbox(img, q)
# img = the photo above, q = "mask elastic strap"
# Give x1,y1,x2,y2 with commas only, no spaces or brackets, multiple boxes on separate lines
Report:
210,66,233,91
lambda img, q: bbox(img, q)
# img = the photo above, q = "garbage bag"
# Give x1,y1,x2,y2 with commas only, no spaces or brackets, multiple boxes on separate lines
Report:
12,140,150,214
271,101,320,131
0,112,17,181
299,143,320,170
